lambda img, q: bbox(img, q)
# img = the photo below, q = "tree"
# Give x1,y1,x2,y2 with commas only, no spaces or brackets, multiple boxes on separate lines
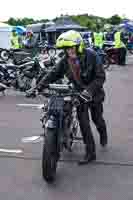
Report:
6,14,125,30
108,15,122,25
71,14,108,31
7,18,17,26
7,17,48,26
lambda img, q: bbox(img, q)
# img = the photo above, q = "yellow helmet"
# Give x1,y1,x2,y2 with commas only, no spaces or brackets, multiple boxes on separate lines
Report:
56,30,84,53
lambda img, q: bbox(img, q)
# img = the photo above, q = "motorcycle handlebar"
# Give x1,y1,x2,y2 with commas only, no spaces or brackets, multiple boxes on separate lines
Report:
39,90,90,103
26,84,92,103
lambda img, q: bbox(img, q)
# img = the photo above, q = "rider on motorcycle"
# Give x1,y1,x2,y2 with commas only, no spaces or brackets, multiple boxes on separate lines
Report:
27,30,108,164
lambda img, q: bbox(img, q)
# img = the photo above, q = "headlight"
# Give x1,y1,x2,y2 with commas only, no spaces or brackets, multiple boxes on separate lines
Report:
64,96,71,101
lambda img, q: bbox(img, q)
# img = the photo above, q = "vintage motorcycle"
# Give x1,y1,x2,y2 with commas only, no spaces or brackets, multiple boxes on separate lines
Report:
26,83,90,183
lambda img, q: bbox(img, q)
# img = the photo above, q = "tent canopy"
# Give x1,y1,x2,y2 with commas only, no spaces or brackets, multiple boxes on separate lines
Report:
119,20,133,32
13,26,26,35
26,22,54,33
45,16,88,33
26,23,46,33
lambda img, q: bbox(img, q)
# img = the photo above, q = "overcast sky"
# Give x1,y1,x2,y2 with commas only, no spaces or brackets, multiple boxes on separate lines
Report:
0,0,132,21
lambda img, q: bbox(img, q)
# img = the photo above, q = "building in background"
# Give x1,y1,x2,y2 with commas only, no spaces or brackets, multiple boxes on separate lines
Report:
0,22,12,49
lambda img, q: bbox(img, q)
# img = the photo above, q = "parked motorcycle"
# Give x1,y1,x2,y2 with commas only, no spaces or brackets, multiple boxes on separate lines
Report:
0,48,31,64
95,46,121,70
104,47,119,65
0,63,18,87
38,41,56,58
0,51,56,92
127,42,133,54
16,57,43,91
0,57,40,91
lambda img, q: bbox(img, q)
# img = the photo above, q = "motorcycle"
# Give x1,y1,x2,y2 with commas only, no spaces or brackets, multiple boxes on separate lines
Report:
127,42,133,54
0,63,18,87
0,48,31,64
16,57,42,91
27,83,90,183
0,56,44,91
16,53,55,92
104,47,119,65
38,41,56,58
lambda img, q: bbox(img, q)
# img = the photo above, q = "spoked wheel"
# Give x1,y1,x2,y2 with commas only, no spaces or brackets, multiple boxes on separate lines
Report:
42,128,59,183
48,48,56,57
0,50,10,61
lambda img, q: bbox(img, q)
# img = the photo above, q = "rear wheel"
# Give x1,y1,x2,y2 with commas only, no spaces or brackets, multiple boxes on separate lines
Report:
42,128,59,183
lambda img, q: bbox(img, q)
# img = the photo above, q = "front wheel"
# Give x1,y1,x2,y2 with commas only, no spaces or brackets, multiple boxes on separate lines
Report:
42,128,59,183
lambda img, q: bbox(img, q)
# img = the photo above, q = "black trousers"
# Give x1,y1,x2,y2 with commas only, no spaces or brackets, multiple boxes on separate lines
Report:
77,102,107,154
118,47,127,65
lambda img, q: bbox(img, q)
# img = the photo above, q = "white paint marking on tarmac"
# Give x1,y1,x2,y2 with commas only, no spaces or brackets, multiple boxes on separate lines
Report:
0,148,23,154
17,104,44,109
21,136,44,143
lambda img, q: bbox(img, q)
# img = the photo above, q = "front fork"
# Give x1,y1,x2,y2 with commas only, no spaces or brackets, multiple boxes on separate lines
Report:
41,110,64,153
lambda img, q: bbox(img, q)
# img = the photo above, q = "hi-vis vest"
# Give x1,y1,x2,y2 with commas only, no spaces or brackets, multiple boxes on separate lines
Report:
11,35,19,49
114,31,125,48
94,32,104,48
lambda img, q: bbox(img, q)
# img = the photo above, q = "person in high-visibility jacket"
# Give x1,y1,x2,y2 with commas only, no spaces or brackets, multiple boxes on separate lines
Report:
114,30,127,65
93,30,104,49
11,30,19,49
